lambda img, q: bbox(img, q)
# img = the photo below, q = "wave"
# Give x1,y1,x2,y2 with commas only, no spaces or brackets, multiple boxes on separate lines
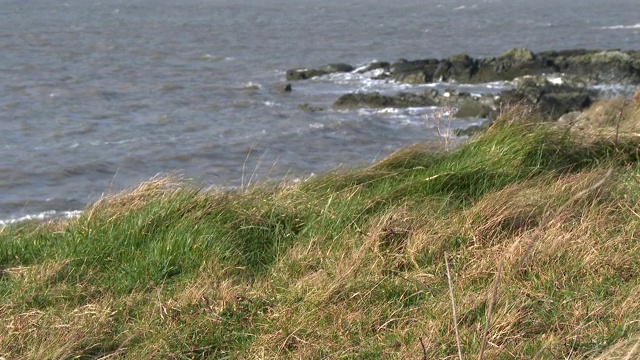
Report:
0,210,82,227
239,81,262,90
601,24,640,30
200,54,234,62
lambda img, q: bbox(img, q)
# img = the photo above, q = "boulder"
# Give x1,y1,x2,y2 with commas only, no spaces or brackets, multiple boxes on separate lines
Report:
286,63,354,81
442,53,477,82
275,83,292,93
453,100,493,118
298,103,325,112
552,50,640,85
498,47,535,63
332,88,496,118
356,61,390,73
454,121,492,137
332,91,439,109
472,48,558,82
390,59,442,84
499,77,597,118
318,63,355,73
374,48,640,85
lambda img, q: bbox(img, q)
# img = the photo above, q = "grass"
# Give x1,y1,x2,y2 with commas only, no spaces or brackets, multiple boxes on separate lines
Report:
1,101,640,359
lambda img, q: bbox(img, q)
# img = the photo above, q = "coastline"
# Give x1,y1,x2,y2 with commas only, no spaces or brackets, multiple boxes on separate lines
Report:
2,94,640,357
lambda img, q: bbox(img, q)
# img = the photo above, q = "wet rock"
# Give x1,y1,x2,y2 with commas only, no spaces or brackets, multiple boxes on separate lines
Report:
499,77,597,118
453,100,493,118
333,88,496,118
290,48,640,85
472,48,558,83
383,48,640,85
551,50,640,85
454,121,492,137
332,91,438,109
286,63,354,81
356,61,390,73
298,103,325,112
275,83,292,93
319,63,355,73
390,58,442,84
439,53,477,82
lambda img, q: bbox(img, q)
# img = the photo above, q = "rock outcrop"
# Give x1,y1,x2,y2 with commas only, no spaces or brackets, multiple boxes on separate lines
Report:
498,76,597,118
285,48,639,136
333,89,495,118
288,48,640,85
333,90,438,109
333,76,598,121
286,63,354,81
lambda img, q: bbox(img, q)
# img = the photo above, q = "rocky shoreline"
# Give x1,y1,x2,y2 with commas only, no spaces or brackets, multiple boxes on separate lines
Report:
284,48,640,134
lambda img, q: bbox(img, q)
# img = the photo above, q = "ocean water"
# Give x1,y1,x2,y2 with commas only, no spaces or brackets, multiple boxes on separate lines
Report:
1,0,639,223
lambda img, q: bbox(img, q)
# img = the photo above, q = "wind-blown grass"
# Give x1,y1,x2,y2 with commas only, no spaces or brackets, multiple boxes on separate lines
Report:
1,102,640,359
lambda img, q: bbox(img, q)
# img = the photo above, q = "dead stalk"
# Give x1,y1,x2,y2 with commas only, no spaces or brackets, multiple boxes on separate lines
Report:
478,259,503,360
445,253,463,360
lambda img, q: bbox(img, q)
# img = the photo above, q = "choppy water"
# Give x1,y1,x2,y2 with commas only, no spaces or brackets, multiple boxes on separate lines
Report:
1,0,639,223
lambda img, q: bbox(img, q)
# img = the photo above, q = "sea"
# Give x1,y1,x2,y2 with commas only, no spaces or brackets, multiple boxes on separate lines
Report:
1,0,639,225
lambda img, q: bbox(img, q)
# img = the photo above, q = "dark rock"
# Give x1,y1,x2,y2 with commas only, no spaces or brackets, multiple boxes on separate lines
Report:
333,88,496,118
356,61,390,73
332,91,438,109
318,63,355,73
499,76,597,118
286,63,354,81
552,50,640,85
286,68,313,81
454,100,493,118
383,48,640,85
441,53,477,82
390,58,442,84
275,83,292,93
298,103,324,112
472,48,558,83
454,121,492,137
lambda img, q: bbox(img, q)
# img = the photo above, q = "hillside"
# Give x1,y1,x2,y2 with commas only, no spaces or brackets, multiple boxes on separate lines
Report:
2,101,640,359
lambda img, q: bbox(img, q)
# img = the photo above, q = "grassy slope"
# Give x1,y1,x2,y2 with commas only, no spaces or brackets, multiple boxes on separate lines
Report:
1,103,640,359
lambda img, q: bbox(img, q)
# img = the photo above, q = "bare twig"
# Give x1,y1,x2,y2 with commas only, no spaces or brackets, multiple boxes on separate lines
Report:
419,337,428,360
241,146,253,190
614,100,628,149
445,253,463,360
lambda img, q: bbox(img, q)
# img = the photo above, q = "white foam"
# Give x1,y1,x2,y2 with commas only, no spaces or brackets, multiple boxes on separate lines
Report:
353,64,370,73
263,101,281,107
547,76,564,85
0,210,82,227
377,107,401,114
240,81,261,90
601,24,640,30
201,54,234,62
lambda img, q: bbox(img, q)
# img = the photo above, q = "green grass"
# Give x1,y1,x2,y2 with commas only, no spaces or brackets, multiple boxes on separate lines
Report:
2,103,640,358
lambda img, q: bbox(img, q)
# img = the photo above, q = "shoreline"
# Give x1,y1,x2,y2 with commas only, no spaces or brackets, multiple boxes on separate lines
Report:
2,98,640,357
